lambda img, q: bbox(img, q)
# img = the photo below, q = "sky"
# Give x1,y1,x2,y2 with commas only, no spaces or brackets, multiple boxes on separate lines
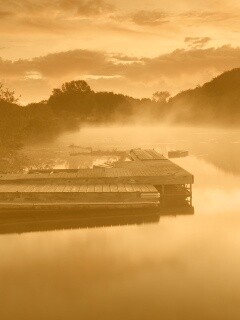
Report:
1,0,240,104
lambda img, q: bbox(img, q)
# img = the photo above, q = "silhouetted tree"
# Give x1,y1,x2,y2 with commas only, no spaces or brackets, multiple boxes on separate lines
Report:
152,91,170,103
0,82,19,103
52,80,92,96
49,80,96,116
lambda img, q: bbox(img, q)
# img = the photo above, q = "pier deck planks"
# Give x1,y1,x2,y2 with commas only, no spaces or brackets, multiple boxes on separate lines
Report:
0,149,194,186
0,183,159,195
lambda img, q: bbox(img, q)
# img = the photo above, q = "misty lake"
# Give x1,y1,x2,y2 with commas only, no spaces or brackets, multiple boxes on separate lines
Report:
1,125,240,320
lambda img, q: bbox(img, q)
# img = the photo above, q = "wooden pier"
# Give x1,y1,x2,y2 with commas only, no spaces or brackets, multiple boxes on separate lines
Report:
0,149,194,210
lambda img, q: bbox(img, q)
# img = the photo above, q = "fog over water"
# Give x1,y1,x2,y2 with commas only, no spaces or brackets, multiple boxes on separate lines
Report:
1,125,240,320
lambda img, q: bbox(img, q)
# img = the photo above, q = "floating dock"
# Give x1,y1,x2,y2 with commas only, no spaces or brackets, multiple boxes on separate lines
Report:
0,149,194,211
168,150,189,158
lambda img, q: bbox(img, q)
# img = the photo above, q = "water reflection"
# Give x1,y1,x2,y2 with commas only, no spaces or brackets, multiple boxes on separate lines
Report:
0,205,194,235
1,126,240,320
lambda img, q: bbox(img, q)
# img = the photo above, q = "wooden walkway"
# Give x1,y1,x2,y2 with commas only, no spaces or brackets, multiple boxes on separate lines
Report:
0,149,193,210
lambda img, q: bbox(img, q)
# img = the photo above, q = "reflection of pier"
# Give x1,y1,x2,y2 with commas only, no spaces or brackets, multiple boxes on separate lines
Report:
0,149,194,210
0,206,194,235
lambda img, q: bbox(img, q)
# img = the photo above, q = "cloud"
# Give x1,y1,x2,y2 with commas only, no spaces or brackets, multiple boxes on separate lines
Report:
0,11,13,18
129,45,240,80
185,37,212,49
2,45,240,103
181,10,240,22
0,49,141,80
0,0,117,37
131,11,169,26
110,10,170,27
1,1,240,35
2,45,240,80
33,50,111,77
0,1,53,15
1,0,114,17
80,0,114,15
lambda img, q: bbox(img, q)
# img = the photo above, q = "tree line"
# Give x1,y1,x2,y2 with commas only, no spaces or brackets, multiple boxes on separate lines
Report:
0,80,169,153
1,67,240,157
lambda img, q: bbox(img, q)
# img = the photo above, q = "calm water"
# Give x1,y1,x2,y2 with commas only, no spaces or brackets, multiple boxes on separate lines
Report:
1,125,240,320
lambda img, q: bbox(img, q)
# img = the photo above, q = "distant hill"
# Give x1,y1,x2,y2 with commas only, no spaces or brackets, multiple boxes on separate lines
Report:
167,68,240,126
